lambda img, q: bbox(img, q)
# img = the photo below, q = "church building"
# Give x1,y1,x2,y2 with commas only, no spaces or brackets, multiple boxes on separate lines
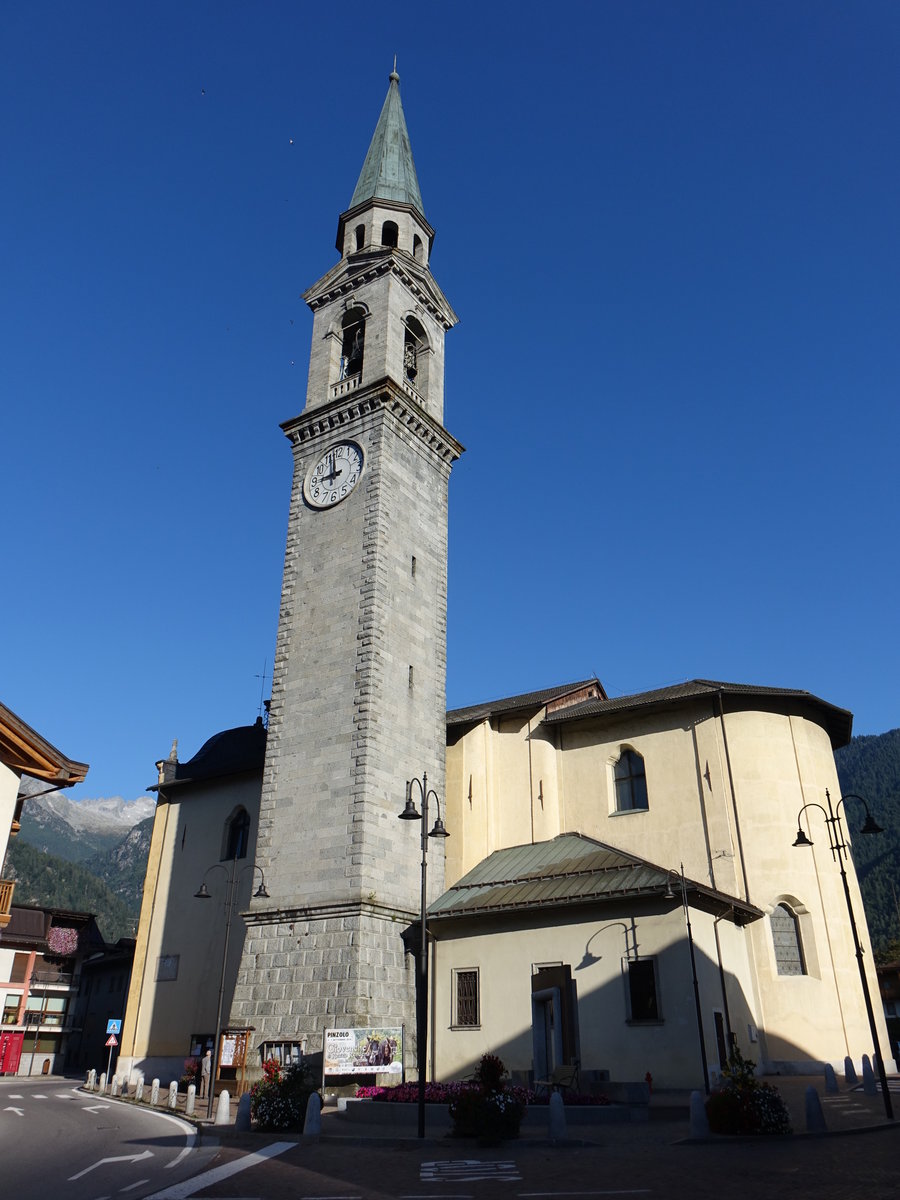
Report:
117,72,893,1094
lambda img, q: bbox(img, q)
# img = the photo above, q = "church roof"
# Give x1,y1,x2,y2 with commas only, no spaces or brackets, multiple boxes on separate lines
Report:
428,832,761,925
541,678,853,748
349,70,424,214
154,719,267,791
447,679,604,728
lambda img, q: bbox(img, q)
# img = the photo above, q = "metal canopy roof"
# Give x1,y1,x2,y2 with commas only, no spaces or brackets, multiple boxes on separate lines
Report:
349,70,424,214
429,833,761,925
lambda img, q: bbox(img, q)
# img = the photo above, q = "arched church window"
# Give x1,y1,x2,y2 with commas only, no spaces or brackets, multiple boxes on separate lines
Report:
771,903,806,975
354,224,365,251
381,220,399,248
340,308,366,379
413,234,423,261
223,807,251,861
614,749,648,812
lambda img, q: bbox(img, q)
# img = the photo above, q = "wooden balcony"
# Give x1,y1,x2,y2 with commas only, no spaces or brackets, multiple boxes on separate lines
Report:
0,878,15,928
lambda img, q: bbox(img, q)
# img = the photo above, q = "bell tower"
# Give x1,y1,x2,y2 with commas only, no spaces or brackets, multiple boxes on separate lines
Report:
230,70,461,1065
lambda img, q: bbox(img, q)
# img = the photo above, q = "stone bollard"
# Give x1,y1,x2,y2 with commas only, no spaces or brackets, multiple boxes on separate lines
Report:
87,1069,96,1091
805,1085,827,1134
214,1089,231,1125
548,1091,567,1144
689,1090,709,1138
235,1093,252,1131
844,1055,858,1085
824,1063,838,1094
151,1078,160,1106
303,1092,322,1139
120,1077,129,1098
862,1055,877,1096
99,1072,107,1093
111,1076,120,1096
168,1082,178,1109
185,1084,196,1116
135,1078,144,1103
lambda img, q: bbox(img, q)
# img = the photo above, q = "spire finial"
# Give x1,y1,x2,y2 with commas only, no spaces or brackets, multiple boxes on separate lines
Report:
390,55,399,83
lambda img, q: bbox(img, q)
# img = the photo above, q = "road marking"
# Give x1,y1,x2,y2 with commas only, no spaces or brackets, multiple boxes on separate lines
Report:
519,1193,653,1197
8,1093,23,1099
3,1107,24,1116
165,1136,196,1171
33,1093,48,1099
119,1181,151,1192
69,1150,154,1180
144,1141,295,1199
421,1160,520,1183
82,1104,111,1112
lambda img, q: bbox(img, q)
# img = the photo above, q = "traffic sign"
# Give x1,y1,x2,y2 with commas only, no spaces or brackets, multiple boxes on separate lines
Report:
105,1035,118,1047
106,1018,122,1035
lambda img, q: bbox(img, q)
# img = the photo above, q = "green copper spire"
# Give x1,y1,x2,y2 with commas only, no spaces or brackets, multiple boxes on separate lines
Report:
349,68,424,214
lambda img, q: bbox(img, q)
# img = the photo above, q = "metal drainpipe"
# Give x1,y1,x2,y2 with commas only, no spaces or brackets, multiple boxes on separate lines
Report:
715,692,750,902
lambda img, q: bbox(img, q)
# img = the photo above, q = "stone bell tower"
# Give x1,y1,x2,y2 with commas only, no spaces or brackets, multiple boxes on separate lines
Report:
230,69,461,1064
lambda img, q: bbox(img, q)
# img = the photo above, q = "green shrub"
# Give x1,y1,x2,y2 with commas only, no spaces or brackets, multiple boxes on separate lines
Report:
250,1058,318,1131
705,1049,792,1136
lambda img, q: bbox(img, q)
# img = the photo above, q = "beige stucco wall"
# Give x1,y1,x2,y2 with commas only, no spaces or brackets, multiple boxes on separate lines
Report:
118,773,261,1083
432,903,759,1090
443,699,894,1078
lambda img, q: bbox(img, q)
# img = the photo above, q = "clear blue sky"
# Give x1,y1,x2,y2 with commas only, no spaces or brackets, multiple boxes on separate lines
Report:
3,2,898,801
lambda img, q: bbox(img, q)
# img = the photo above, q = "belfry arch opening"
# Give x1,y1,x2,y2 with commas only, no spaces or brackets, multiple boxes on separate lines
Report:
341,307,366,379
403,315,428,396
381,220,399,248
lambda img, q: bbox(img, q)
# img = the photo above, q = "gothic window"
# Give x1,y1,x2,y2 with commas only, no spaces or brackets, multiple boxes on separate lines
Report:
224,807,251,861
354,223,365,251
614,749,648,812
452,968,479,1027
771,904,805,975
626,958,660,1022
381,220,399,248
340,308,366,378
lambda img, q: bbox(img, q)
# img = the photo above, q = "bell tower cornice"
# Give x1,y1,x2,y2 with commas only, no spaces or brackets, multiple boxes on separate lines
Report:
304,250,458,332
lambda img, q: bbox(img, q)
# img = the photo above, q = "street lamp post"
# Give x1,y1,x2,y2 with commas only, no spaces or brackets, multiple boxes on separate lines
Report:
194,858,269,1120
665,865,710,1094
792,789,892,1120
398,771,449,1139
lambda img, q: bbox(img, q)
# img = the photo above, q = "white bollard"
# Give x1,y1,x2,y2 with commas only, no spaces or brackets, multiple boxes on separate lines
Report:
824,1063,838,1094
805,1085,827,1134
135,1078,144,1102
98,1072,107,1093
185,1083,196,1116
548,1090,567,1143
303,1091,322,1138
235,1093,251,1131
214,1089,231,1125
111,1076,120,1096
151,1078,160,1106
168,1081,178,1109
844,1055,858,1085
87,1069,96,1091
689,1090,710,1138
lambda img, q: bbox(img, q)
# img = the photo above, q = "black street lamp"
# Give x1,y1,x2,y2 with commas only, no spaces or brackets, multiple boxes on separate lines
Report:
398,771,449,1139
194,858,269,1120
792,789,892,1120
664,865,710,1094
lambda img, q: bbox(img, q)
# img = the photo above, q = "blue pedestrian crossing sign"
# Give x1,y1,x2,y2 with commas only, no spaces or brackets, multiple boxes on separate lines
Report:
106,1018,122,1035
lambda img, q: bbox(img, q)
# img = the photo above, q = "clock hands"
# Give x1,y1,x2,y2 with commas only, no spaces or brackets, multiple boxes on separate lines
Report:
323,452,341,485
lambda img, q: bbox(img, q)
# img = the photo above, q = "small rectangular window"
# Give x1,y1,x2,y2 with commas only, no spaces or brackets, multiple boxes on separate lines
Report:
453,968,479,1028
156,954,179,982
627,959,660,1022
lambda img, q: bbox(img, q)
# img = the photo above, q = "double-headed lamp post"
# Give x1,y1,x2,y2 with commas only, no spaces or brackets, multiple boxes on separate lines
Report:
398,771,449,1139
792,789,892,1120
194,858,269,1120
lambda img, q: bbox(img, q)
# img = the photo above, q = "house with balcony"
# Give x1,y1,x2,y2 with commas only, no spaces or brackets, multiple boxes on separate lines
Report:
0,904,104,1075
0,698,89,927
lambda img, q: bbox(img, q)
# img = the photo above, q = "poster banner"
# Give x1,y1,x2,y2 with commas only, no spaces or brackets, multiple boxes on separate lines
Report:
323,1027,403,1076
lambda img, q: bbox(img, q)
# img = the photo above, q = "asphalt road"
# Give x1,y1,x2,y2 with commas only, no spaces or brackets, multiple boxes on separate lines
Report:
0,1076,217,1200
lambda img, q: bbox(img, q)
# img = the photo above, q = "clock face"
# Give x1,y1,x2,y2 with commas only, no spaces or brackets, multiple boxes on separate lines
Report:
303,441,365,509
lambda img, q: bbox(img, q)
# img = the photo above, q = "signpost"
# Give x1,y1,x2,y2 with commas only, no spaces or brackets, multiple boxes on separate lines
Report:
105,1019,122,1085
